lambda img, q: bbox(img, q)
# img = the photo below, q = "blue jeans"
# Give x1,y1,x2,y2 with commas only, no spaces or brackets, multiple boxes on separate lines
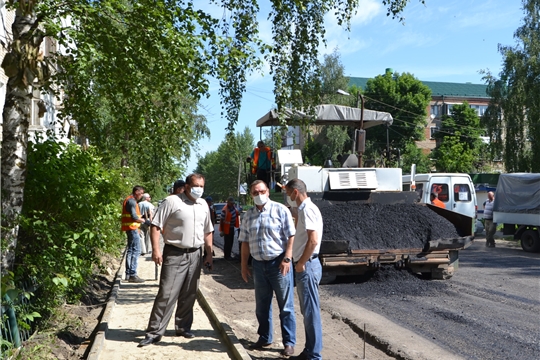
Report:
252,254,296,346
296,258,323,359
125,229,141,278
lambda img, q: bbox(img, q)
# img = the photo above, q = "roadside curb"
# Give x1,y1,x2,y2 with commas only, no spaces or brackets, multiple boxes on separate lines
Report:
198,285,252,360
86,249,249,360
86,250,126,360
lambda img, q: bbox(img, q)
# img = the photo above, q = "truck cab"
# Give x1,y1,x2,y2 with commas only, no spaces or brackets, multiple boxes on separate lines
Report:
402,173,477,221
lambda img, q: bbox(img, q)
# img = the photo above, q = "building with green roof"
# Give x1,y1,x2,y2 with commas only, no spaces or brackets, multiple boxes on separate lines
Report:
349,73,491,154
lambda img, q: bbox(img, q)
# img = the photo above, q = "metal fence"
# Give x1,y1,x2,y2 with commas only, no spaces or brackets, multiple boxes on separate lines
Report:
1,278,38,357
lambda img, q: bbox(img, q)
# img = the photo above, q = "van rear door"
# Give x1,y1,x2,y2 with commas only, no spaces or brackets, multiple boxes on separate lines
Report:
428,176,476,218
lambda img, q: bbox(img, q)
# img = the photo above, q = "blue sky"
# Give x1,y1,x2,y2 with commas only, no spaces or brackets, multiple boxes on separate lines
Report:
187,0,524,174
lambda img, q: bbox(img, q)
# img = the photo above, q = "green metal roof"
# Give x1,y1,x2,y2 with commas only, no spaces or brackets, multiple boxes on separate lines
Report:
349,77,489,98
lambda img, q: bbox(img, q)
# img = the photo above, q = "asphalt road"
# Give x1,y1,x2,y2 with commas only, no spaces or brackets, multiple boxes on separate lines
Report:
212,223,539,359
322,238,540,360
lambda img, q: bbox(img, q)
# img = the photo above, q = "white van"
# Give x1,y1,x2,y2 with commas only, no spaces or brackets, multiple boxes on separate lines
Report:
402,173,477,220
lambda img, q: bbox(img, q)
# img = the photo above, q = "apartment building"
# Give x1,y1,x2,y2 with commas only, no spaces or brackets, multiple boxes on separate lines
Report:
1,6,66,142
349,75,491,154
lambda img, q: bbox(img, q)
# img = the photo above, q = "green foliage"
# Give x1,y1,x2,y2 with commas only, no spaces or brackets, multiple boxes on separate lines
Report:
401,142,432,173
482,0,540,172
53,0,213,182
362,71,432,166
195,128,255,202
433,102,485,172
302,51,353,166
16,139,126,311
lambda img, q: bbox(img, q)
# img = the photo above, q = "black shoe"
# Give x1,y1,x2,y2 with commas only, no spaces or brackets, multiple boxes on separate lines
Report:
128,275,145,283
249,339,272,350
138,335,161,347
176,330,195,338
290,351,308,360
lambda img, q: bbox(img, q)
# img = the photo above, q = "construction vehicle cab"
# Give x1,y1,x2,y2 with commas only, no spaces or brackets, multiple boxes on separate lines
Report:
402,173,477,221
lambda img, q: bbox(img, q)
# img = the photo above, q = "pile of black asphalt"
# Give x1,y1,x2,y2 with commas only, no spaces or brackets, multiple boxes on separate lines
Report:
315,201,460,250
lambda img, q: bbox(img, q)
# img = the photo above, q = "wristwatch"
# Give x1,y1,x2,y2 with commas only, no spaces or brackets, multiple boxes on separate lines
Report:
283,257,292,263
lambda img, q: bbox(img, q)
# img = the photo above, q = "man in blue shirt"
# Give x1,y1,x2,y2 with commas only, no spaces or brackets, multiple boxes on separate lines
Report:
238,180,296,357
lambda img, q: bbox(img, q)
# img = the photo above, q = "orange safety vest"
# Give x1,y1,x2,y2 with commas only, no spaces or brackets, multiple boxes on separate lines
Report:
251,147,275,174
219,206,240,235
431,198,446,209
121,195,142,231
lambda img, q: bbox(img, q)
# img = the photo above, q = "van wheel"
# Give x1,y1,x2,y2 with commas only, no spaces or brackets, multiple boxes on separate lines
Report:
521,230,540,252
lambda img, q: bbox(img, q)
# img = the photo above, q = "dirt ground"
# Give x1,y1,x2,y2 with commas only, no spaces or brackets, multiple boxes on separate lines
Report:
21,245,394,360
18,255,120,360
200,246,395,360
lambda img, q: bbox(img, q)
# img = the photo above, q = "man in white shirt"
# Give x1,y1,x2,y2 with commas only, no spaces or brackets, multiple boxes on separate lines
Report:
285,178,323,360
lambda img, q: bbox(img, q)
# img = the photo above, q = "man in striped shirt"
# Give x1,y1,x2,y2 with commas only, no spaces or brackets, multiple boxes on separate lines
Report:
238,180,297,357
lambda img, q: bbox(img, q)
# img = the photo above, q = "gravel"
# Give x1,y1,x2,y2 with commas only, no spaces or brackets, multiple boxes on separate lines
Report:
316,201,460,250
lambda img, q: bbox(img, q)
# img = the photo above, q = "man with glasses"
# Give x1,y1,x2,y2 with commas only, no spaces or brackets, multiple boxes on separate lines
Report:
238,180,296,357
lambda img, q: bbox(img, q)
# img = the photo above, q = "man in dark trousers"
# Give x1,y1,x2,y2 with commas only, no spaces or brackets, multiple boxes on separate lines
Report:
219,197,240,260
138,173,214,347
247,141,274,186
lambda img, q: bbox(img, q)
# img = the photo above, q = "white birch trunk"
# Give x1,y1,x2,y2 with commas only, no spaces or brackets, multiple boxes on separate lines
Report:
1,8,41,273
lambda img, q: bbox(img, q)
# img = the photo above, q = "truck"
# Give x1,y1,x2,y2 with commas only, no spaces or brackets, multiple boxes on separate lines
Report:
493,173,540,253
258,104,474,280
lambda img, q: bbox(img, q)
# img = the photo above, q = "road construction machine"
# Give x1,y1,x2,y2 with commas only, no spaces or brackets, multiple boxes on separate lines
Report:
258,104,475,280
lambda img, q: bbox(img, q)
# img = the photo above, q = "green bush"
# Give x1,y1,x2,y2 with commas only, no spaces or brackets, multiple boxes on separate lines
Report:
15,140,127,311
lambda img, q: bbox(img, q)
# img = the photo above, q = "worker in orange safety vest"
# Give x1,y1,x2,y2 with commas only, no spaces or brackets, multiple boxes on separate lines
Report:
219,197,240,260
246,140,275,186
121,186,149,283
430,192,446,209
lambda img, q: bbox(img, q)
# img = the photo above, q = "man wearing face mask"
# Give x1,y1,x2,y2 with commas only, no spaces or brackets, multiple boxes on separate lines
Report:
138,173,214,347
285,179,323,360
238,180,297,357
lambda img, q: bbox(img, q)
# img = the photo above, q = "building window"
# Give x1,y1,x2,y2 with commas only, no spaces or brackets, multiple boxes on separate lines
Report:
469,104,488,116
430,105,441,117
430,126,438,139
445,104,456,115
31,99,42,126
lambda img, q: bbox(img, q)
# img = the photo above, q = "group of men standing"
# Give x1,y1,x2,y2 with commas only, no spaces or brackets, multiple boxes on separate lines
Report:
121,144,324,359
238,178,323,359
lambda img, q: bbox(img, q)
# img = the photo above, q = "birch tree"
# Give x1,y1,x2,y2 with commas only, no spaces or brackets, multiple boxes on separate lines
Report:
1,0,425,272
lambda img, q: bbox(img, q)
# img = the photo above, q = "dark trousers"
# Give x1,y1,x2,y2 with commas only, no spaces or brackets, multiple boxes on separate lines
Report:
224,231,235,259
146,245,202,336
256,168,271,187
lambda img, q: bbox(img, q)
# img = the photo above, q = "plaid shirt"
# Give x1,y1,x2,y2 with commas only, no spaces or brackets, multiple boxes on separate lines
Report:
238,200,295,261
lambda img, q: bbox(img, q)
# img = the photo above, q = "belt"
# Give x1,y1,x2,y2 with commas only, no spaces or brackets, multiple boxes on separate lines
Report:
165,244,201,253
294,253,318,265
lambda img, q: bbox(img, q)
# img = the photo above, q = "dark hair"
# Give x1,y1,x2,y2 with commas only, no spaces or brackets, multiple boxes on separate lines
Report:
285,178,307,194
249,179,268,192
430,192,438,199
132,185,144,194
173,180,185,192
227,196,235,202
257,140,265,147
186,173,205,186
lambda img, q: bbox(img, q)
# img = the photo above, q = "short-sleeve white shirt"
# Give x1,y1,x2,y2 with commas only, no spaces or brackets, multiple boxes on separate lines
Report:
151,193,213,249
292,197,323,261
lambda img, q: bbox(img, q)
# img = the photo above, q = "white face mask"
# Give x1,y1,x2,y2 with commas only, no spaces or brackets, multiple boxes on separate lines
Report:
190,187,204,199
253,194,268,206
287,195,297,208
